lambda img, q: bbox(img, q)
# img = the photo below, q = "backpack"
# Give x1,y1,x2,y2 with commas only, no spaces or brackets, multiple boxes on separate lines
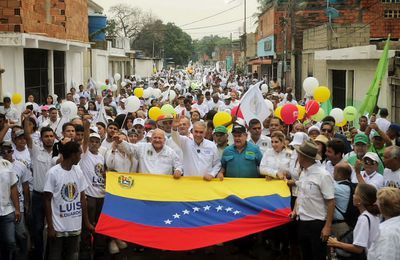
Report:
336,181,360,228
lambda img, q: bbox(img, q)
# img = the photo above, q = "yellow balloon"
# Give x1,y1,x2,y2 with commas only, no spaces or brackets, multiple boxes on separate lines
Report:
336,119,348,127
148,107,163,121
213,112,232,128
11,93,23,105
274,106,282,119
313,86,330,103
296,105,306,120
134,88,144,98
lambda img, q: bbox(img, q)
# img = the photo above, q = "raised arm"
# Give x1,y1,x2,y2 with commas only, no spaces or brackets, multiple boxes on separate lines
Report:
82,119,90,153
22,110,33,149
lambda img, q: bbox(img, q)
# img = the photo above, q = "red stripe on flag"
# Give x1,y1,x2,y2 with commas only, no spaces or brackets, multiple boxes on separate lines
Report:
95,208,291,251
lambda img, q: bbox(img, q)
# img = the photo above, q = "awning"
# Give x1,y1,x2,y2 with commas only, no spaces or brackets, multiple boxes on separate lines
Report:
248,58,272,65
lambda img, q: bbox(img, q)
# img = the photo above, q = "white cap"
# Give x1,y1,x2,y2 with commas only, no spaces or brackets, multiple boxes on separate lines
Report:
89,126,99,133
308,125,321,134
89,133,101,140
363,152,380,163
133,118,145,127
290,132,310,146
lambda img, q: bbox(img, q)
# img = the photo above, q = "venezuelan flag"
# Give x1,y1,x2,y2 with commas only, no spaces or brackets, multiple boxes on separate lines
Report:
95,172,291,251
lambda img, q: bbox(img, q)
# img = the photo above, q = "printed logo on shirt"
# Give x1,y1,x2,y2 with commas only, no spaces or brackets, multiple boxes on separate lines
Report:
385,180,400,188
94,163,105,178
61,183,79,202
118,175,134,189
245,151,255,156
261,142,269,147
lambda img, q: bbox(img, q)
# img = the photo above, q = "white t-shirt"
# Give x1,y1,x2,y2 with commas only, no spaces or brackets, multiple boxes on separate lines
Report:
44,164,88,233
383,168,400,188
376,118,391,133
353,211,380,251
352,171,384,189
12,160,32,212
13,147,32,171
0,159,18,216
79,150,105,198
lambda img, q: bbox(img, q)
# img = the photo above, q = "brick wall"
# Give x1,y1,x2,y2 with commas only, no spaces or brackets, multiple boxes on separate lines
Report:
0,0,88,42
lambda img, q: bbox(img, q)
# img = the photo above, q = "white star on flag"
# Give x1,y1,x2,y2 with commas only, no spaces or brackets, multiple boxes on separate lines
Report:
173,213,181,219
216,205,223,212
182,209,190,215
193,207,200,212
233,210,241,215
225,207,233,212
164,219,172,225
203,205,211,211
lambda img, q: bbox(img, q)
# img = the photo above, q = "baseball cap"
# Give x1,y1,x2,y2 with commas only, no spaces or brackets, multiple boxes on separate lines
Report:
157,114,173,122
0,141,12,148
89,133,101,140
133,118,145,127
290,132,310,146
308,125,320,134
388,124,400,134
372,131,381,138
89,126,99,133
314,134,329,145
231,125,246,134
14,129,25,138
213,126,228,134
354,133,369,145
41,105,50,111
363,152,380,163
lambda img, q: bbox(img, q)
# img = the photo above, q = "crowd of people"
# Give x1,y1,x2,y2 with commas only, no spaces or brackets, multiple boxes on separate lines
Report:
0,68,400,260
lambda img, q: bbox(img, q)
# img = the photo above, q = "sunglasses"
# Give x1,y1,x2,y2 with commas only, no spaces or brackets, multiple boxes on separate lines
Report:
1,149,13,154
363,159,377,165
321,128,333,133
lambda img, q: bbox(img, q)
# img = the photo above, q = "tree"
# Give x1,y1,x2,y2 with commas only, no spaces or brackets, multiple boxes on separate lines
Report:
132,20,165,58
193,35,231,61
107,4,156,39
163,23,194,66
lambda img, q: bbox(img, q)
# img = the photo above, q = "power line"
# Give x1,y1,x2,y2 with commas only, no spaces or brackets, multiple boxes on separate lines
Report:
180,4,242,27
183,16,252,30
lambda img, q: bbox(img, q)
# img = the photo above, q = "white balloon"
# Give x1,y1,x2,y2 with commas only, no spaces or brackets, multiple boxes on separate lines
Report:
264,99,274,114
143,89,152,99
169,90,177,102
303,77,319,95
330,108,344,123
110,84,118,92
114,73,121,82
261,84,269,93
125,96,140,113
152,88,162,98
121,82,127,88
60,101,77,120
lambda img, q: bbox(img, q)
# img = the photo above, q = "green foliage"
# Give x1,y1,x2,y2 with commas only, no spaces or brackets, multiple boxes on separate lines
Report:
193,35,231,61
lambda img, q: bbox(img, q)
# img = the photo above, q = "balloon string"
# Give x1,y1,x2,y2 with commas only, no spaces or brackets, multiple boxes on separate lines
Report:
121,114,128,130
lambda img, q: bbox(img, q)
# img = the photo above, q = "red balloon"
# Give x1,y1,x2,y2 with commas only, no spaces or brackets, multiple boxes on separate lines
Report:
231,106,244,119
281,104,298,125
305,100,320,116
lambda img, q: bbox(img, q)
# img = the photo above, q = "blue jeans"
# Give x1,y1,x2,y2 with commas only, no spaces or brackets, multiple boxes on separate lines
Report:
0,212,16,260
32,191,45,260
15,214,28,260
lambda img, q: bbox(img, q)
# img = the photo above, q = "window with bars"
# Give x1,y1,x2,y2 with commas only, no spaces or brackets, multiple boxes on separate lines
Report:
384,10,400,18
382,0,400,3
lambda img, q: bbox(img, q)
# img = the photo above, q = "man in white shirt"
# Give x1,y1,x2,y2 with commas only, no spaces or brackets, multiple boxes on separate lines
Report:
115,129,183,177
325,139,346,176
0,97,19,124
23,109,56,260
293,140,335,260
207,93,224,112
44,141,93,260
191,93,209,118
101,122,119,151
178,117,192,139
383,145,400,188
0,141,21,260
353,152,384,189
375,108,391,133
175,95,186,115
247,119,271,154
172,118,221,180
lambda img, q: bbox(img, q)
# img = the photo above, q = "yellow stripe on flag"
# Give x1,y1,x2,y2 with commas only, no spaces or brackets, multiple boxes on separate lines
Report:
106,172,291,202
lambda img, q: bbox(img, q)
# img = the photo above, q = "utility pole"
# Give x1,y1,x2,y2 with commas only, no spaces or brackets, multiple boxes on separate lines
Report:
243,0,247,74
231,33,234,71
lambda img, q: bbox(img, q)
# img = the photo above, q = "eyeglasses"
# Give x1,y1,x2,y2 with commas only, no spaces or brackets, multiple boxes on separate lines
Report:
363,159,376,165
321,128,333,133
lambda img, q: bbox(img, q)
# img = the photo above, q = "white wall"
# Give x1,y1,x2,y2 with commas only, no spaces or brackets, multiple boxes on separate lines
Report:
91,49,109,83
0,47,25,100
135,59,156,78
65,51,84,92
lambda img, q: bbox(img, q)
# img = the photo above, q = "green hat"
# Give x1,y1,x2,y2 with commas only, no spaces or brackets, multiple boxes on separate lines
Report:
372,131,381,138
354,133,369,145
213,126,228,134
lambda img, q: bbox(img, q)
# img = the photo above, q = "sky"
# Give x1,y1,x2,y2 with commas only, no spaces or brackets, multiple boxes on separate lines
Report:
94,0,259,40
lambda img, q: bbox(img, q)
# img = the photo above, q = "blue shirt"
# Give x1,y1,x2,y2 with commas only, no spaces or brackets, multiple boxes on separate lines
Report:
221,142,263,178
334,181,351,221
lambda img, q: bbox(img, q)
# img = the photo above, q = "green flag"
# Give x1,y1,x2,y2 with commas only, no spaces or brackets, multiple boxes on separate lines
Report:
358,35,391,117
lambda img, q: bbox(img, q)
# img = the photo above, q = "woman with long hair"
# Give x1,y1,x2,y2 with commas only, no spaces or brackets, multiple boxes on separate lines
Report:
260,131,293,180
328,183,381,258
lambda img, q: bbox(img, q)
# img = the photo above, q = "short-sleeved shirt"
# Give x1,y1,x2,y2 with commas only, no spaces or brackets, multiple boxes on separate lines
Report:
12,160,33,212
353,211,380,251
221,142,263,178
44,164,88,233
79,150,105,198
296,163,335,221
0,160,18,216
333,181,351,221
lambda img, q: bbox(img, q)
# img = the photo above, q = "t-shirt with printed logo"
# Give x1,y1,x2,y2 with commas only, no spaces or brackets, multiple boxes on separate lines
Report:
79,150,105,198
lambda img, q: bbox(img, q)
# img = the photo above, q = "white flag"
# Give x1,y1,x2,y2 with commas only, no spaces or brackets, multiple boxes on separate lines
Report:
239,81,271,125
93,98,108,125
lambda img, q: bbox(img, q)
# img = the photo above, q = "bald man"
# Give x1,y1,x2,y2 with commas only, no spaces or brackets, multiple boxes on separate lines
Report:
114,129,183,178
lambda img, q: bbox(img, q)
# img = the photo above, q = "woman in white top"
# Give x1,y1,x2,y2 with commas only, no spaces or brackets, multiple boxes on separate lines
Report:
368,187,400,260
260,131,293,180
328,183,381,257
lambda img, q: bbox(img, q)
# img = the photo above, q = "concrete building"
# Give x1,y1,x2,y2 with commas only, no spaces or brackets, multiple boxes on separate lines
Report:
0,0,89,103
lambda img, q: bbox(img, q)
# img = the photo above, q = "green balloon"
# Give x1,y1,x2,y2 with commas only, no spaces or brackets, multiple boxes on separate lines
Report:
101,85,108,91
311,108,325,122
343,106,357,121
161,104,176,116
